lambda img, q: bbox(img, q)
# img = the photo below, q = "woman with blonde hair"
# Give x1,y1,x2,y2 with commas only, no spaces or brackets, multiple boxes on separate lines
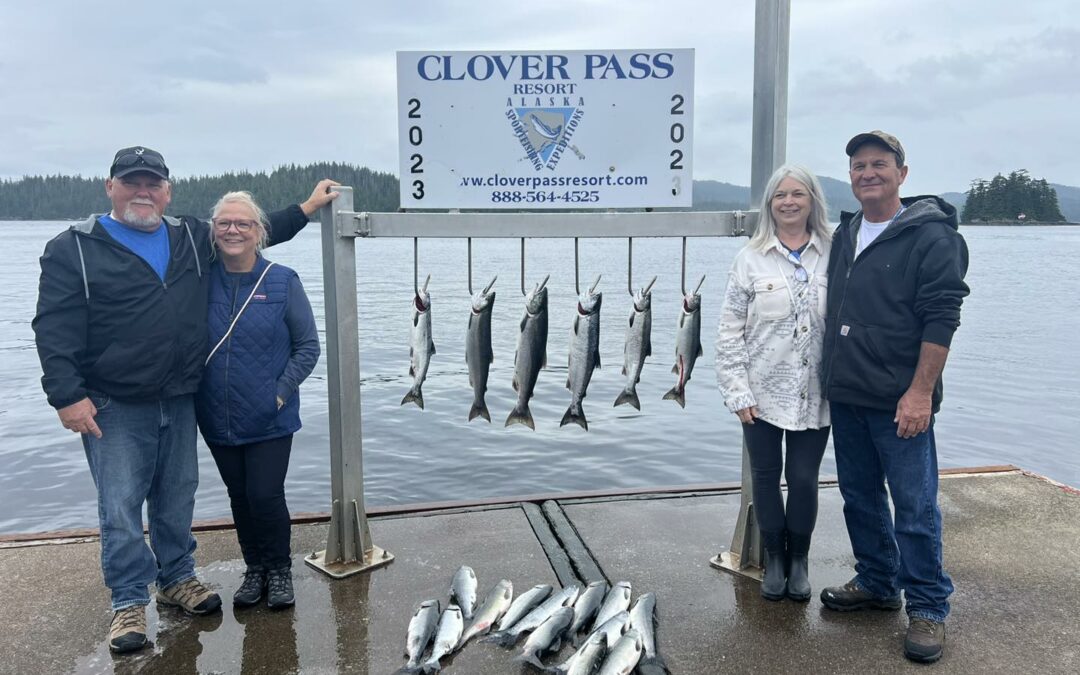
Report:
196,191,320,610
716,164,832,601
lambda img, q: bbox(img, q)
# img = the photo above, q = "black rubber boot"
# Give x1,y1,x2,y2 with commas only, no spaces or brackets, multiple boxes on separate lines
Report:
786,531,812,601
267,567,295,610
760,530,787,601
233,566,267,608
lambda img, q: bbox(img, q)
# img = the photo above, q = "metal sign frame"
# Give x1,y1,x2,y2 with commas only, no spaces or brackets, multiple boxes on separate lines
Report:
306,0,789,580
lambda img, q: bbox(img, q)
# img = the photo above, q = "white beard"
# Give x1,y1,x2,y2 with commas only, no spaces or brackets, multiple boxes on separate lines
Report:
120,203,163,229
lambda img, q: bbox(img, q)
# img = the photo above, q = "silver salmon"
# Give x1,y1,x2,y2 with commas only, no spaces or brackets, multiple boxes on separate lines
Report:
597,628,643,675
514,605,575,669
449,565,477,621
587,610,630,650
663,276,704,408
395,599,440,674
591,581,632,633
496,583,552,632
485,582,579,647
402,275,435,409
420,604,463,673
458,579,513,648
550,629,608,675
614,277,655,411
628,592,669,673
568,580,609,642
562,276,602,430
506,276,550,430
465,277,497,422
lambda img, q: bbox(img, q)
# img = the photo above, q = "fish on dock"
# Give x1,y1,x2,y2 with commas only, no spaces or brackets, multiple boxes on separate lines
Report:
597,628,643,675
506,276,550,430
449,565,478,621
420,604,464,673
402,274,435,409
568,580,609,643
586,610,630,650
549,629,608,675
591,580,632,634
663,276,704,408
628,592,669,674
465,276,497,422
614,276,656,411
562,276,603,430
457,579,513,648
514,605,575,669
395,599,441,674
496,583,553,632
484,582,579,647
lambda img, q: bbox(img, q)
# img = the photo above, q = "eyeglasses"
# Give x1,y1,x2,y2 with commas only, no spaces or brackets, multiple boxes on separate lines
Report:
212,219,258,233
788,250,809,282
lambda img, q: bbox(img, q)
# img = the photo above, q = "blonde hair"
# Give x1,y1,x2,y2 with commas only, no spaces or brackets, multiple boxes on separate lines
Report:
748,164,832,251
210,191,269,252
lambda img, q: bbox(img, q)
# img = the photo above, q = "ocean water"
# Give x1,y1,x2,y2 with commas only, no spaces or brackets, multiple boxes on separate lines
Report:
1,221,1076,534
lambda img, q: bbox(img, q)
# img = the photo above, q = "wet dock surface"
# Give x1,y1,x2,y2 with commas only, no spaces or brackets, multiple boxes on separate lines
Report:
3,469,1078,674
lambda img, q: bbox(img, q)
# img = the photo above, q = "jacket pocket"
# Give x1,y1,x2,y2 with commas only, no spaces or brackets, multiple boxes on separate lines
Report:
814,275,829,320
751,277,792,321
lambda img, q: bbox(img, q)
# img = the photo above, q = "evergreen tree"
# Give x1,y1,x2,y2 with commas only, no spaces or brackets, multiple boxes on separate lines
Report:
962,170,1064,223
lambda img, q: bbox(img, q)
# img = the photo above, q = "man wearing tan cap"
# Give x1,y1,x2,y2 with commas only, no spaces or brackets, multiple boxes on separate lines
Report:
818,131,969,663
32,146,339,653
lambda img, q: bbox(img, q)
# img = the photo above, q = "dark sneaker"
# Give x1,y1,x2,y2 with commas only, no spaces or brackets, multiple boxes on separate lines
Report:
233,567,268,608
109,605,148,653
157,578,223,615
820,579,902,612
905,617,945,663
266,567,295,610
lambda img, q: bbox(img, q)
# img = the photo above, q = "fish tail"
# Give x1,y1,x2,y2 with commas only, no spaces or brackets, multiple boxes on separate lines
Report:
419,660,441,675
613,387,641,410
560,404,588,430
662,386,686,409
468,398,491,423
401,386,424,409
481,630,520,647
513,652,546,670
392,666,421,675
505,404,535,430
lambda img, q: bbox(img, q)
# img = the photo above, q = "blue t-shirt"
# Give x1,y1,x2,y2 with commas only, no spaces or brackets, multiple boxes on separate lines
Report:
99,214,171,281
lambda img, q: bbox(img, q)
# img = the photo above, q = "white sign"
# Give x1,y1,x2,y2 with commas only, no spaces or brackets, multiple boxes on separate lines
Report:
397,49,694,210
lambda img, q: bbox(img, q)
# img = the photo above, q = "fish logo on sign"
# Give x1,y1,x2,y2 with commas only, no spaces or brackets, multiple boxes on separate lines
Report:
506,106,583,171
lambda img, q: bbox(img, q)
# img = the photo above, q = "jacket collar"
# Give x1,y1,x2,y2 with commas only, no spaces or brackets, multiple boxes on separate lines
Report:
764,230,826,256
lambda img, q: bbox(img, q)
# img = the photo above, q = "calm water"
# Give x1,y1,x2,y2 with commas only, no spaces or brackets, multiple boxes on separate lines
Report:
1,222,1077,534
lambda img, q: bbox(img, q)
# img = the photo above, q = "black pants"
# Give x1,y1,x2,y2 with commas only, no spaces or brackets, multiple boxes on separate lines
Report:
742,419,830,546
209,435,293,570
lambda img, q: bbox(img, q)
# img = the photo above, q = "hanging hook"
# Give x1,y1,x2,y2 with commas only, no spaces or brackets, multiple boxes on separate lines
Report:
467,237,473,295
520,238,526,296
680,236,687,295
414,237,419,296
693,274,705,296
574,237,580,295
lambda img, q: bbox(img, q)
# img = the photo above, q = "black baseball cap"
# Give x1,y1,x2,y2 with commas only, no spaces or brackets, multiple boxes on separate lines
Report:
110,146,170,179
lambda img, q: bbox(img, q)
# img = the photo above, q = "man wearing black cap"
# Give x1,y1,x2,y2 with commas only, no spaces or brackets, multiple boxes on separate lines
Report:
819,131,969,663
32,146,338,653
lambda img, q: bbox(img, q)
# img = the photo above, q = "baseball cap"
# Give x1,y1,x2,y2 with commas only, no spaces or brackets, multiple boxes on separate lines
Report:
845,131,905,166
109,146,169,179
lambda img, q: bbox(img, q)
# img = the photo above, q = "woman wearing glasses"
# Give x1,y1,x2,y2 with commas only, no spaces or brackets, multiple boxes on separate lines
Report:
716,164,832,602
195,192,319,610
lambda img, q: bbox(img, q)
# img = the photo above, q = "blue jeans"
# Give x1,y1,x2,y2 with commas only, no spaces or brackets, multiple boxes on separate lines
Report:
830,401,953,622
82,393,199,610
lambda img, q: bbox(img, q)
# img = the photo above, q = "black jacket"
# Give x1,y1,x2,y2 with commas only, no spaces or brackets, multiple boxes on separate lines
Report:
33,206,309,408
821,195,969,413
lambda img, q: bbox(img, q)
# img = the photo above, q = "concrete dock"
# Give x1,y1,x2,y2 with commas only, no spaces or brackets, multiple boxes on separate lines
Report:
3,468,1078,674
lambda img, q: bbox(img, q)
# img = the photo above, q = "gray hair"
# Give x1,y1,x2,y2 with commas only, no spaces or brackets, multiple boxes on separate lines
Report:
210,191,269,252
748,164,832,251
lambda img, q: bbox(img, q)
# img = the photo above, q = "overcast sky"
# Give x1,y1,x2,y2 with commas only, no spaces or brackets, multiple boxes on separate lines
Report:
1,0,1075,195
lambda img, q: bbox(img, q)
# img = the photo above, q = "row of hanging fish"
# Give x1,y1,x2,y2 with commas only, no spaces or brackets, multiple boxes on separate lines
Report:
402,274,707,430
395,564,671,674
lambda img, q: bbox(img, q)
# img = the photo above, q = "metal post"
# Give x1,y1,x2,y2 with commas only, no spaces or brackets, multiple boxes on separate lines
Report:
306,186,393,578
712,0,789,580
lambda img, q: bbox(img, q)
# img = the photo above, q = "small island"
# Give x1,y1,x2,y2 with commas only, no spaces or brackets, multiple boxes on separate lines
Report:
961,170,1069,225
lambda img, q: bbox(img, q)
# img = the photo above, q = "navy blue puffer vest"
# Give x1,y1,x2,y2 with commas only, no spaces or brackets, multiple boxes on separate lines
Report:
196,256,301,445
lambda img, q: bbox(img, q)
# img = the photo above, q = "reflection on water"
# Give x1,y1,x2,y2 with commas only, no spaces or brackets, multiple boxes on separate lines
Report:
1,223,1078,533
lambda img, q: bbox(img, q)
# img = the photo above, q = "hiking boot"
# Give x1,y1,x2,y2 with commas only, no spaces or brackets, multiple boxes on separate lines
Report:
157,577,222,615
233,566,268,608
109,605,148,653
266,567,295,610
820,579,902,612
905,617,945,663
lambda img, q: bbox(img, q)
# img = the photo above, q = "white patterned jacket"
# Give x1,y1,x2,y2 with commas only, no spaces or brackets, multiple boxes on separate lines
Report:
715,233,831,430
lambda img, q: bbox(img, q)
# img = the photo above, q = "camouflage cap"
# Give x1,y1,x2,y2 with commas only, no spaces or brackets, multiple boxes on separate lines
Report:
845,130,905,165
